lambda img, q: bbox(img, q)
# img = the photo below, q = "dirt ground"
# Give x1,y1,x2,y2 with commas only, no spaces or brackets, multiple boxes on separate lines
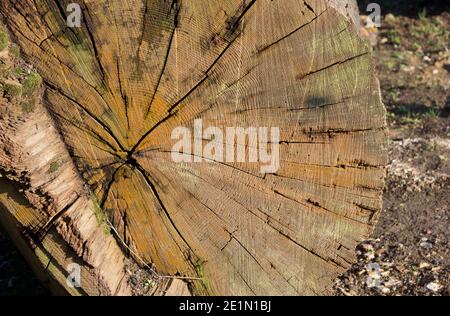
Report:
0,1,448,296
334,0,449,296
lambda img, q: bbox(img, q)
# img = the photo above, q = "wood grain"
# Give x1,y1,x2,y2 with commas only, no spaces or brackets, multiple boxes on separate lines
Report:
0,0,386,295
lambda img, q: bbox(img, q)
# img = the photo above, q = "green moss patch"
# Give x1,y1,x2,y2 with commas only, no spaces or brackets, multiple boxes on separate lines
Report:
3,81,22,99
9,44,20,58
14,67,26,77
48,161,60,174
23,72,42,95
0,31,9,51
193,258,212,294
21,99,36,113
90,193,111,235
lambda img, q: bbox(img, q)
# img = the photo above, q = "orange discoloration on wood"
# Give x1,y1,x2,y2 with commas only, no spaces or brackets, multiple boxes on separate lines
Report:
0,0,385,295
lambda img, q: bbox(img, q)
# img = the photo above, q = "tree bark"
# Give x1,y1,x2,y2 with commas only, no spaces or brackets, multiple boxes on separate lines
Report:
0,0,386,295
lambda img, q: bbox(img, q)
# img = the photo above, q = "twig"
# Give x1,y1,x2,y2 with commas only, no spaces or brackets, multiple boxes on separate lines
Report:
105,218,202,281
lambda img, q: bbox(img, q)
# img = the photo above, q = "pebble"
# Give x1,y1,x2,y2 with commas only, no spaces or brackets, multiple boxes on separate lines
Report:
366,252,375,260
419,262,430,269
420,241,433,250
385,278,401,287
385,13,396,23
426,282,442,292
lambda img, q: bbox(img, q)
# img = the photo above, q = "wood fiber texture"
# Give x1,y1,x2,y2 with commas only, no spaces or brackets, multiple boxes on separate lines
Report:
0,0,386,295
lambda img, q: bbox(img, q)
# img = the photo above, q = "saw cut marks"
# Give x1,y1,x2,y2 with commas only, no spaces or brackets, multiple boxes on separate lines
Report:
1,0,386,295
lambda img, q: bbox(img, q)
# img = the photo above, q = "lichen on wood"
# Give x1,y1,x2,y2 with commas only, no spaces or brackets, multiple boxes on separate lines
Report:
0,0,386,296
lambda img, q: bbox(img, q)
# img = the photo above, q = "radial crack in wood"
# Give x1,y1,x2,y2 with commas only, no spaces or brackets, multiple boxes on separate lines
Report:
0,0,386,295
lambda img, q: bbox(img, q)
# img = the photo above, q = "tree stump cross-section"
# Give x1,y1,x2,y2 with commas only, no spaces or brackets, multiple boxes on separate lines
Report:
0,0,386,295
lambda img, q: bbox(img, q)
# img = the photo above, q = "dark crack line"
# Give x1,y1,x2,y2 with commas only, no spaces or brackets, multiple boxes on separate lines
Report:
33,194,81,244
45,82,127,153
34,0,114,110
100,163,125,208
137,0,149,55
134,164,193,251
225,0,256,39
272,189,370,226
143,149,265,179
303,1,316,16
256,7,328,55
183,169,299,239
12,0,43,40
130,72,209,154
130,1,257,154
296,51,369,81
133,163,203,280
47,107,122,159
6,11,125,152
116,59,130,132
82,3,109,85
185,172,300,293
81,161,121,174
144,18,178,118
280,160,382,169
180,167,337,276
269,172,381,199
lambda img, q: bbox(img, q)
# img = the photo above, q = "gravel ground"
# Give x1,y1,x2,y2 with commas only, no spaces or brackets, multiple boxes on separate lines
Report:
334,0,449,296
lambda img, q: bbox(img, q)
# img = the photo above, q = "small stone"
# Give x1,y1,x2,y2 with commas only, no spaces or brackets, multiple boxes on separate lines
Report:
381,287,390,294
420,241,433,250
419,262,430,269
376,247,386,255
431,266,441,272
426,282,442,292
361,244,375,259
366,252,375,260
385,13,396,23
361,243,373,250
403,65,416,72
338,287,356,296
384,278,401,287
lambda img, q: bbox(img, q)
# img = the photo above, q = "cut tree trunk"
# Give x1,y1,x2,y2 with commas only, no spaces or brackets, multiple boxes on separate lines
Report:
0,0,386,296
